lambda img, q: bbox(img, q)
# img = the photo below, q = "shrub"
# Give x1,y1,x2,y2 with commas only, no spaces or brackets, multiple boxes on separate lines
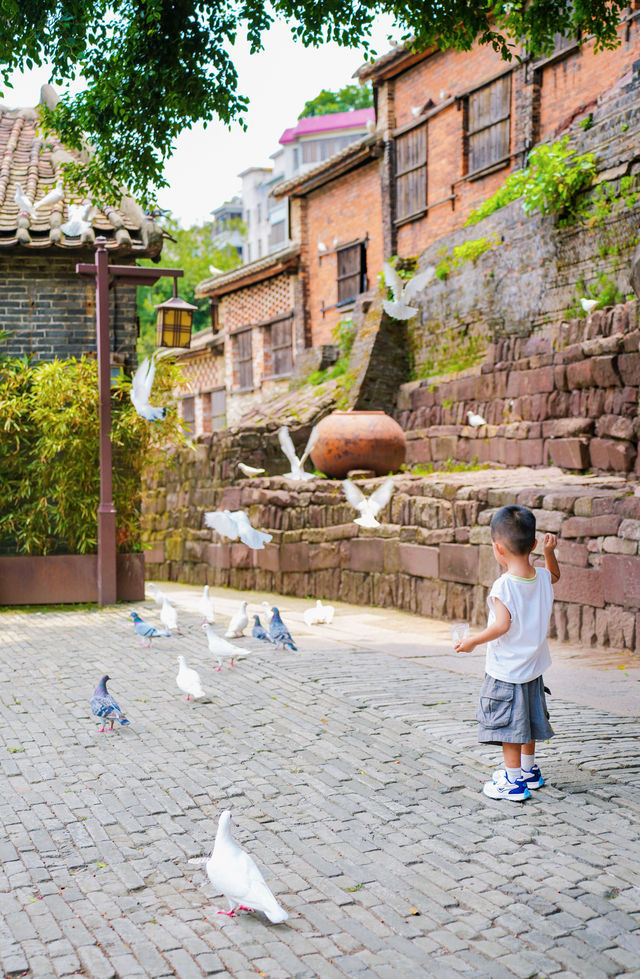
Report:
0,350,188,555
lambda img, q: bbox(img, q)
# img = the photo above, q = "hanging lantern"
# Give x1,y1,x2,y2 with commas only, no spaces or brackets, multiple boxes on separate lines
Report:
155,278,196,348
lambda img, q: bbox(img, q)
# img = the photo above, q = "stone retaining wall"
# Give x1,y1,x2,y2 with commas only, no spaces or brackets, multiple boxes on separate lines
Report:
143,466,640,654
397,299,640,475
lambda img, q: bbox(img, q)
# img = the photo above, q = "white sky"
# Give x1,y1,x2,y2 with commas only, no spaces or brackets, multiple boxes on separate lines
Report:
2,18,400,227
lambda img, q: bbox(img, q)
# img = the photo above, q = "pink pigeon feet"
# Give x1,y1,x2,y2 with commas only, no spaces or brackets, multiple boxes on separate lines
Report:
215,665,222,672
237,905,254,912
216,909,237,917
230,659,235,668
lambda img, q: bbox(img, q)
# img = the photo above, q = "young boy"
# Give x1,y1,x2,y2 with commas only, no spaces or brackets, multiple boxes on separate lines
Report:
455,505,560,802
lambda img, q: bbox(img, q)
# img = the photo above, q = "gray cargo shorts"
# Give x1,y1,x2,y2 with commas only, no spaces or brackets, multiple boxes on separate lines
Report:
477,673,554,745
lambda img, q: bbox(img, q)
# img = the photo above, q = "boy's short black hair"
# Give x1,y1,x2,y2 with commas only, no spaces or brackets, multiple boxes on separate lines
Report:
490,505,536,555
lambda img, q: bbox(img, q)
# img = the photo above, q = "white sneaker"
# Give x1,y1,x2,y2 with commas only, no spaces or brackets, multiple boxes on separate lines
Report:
492,765,545,790
483,772,531,802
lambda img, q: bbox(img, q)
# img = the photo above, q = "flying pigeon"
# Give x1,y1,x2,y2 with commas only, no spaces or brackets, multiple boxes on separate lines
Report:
303,600,335,626
467,410,487,427
160,598,179,634
34,180,64,212
382,262,436,320
225,601,248,638
61,201,94,237
147,582,169,607
251,615,271,642
278,425,318,481
238,463,265,477
90,675,130,732
176,656,205,700
204,509,272,550
580,297,598,313
14,183,36,217
130,354,167,422
204,810,288,922
199,585,215,624
268,607,297,651
129,611,171,646
342,478,394,529
202,624,245,670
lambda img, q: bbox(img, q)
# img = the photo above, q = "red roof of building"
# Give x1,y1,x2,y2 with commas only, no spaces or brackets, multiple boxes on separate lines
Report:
279,108,375,144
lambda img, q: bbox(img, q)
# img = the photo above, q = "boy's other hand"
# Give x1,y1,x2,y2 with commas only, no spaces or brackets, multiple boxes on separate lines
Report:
455,636,476,653
543,533,557,552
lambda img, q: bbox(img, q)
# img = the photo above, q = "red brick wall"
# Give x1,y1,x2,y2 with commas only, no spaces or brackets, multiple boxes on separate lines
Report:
305,161,384,346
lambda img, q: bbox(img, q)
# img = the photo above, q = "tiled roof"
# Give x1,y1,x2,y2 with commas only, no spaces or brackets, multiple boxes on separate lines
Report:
279,108,375,144
195,244,300,298
0,89,163,256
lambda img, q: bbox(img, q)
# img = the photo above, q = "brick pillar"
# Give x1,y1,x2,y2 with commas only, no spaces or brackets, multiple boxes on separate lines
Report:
514,60,541,165
376,78,397,259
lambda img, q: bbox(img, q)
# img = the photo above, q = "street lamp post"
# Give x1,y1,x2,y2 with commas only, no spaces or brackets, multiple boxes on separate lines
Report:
77,237,192,606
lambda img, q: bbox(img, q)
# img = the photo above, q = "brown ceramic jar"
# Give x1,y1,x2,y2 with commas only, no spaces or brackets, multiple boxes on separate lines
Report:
310,410,406,478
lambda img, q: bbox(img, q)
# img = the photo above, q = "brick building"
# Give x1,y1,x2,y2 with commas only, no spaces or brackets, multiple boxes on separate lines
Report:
0,88,162,367
186,245,302,431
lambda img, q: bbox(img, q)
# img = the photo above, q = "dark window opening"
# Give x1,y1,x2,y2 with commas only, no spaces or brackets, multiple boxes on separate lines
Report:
235,330,253,389
466,74,511,175
395,123,427,223
337,242,367,306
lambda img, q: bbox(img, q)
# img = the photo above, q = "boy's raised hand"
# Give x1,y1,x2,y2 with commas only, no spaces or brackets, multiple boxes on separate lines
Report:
543,533,557,552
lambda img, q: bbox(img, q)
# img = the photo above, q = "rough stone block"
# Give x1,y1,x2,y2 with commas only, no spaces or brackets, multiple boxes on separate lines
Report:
477,544,499,587
591,355,621,388
566,360,593,389
519,366,555,395
618,518,640,541
308,542,341,570
230,543,252,568
405,434,432,465
561,514,621,538
617,351,640,385
601,535,637,555
548,438,590,470
595,415,635,440
545,418,593,438
205,541,231,567
439,543,479,584
531,509,564,533
429,435,459,461
349,538,384,572
144,544,164,564
254,543,280,572
220,487,243,510
397,543,439,578
590,438,636,472
556,540,589,567
599,605,636,649
469,525,492,545
553,566,604,607
279,541,309,573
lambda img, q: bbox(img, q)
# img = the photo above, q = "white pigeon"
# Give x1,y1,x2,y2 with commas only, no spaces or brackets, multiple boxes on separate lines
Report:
130,354,167,422
202,624,246,670
34,180,64,212
580,297,598,313
382,262,436,320
261,601,274,622
238,462,265,477
147,582,169,607
160,598,179,633
205,811,288,922
342,478,394,528
14,183,36,217
204,509,272,550
278,425,318,481
176,656,205,700
61,201,94,237
467,410,487,427
199,585,216,624
225,601,248,638
303,600,335,626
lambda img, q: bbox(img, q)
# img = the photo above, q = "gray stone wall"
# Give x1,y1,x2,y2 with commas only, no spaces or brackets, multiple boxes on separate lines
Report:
0,250,139,365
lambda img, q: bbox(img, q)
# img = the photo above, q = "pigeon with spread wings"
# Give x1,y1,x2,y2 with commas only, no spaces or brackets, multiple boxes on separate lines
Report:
130,354,167,422
382,262,436,320
278,425,318,481
204,509,272,550
342,478,394,528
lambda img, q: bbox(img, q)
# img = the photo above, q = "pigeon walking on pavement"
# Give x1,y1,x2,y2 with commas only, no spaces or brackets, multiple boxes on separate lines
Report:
160,598,180,634
268,607,297,651
204,509,272,550
342,478,394,529
90,675,130,733
129,611,171,646
176,656,205,701
303,600,335,626
202,810,288,922
251,615,271,642
147,582,169,607
199,585,216,624
202,624,246,670
225,601,248,638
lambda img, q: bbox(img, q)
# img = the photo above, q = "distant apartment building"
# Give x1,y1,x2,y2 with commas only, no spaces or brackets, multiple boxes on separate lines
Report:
210,196,244,260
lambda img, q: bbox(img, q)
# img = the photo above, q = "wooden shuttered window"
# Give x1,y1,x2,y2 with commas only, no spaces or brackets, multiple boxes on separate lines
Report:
234,329,253,389
395,124,427,223
337,242,367,306
209,387,226,431
181,396,195,433
269,317,293,377
467,74,511,175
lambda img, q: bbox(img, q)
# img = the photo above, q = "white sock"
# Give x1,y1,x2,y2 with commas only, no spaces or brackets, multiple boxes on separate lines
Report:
505,766,521,784
521,753,535,773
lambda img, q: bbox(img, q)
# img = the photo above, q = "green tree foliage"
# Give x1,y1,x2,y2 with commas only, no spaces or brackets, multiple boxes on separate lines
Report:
0,1,629,203
137,217,242,359
299,83,373,118
0,349,189,555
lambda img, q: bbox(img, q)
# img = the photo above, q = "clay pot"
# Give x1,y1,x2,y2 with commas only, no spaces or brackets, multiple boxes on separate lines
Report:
311,410,406,478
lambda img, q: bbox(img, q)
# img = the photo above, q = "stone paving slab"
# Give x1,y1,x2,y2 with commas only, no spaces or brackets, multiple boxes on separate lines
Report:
0,586,638,978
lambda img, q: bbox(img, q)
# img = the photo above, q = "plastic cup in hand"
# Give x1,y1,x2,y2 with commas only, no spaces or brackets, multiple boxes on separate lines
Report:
450,623,470,649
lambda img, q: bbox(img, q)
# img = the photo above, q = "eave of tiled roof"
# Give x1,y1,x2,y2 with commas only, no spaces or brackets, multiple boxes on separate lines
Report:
354,42,436,83
271,133,383,199
0,92,163,257
195,244,300,299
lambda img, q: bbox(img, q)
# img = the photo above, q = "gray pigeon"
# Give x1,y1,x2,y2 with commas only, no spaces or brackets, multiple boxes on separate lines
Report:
268,607,297,651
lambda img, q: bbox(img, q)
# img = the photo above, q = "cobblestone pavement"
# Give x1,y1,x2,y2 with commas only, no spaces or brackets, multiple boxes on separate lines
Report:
0,585,639,979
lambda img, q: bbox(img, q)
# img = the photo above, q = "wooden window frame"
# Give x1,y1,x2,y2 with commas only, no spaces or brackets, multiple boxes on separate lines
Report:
234,328,253,391
465,74,512,177
336,241,367,307
394,122,428,225
207,386,227,431
181,395,195,433
265,314,294,378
